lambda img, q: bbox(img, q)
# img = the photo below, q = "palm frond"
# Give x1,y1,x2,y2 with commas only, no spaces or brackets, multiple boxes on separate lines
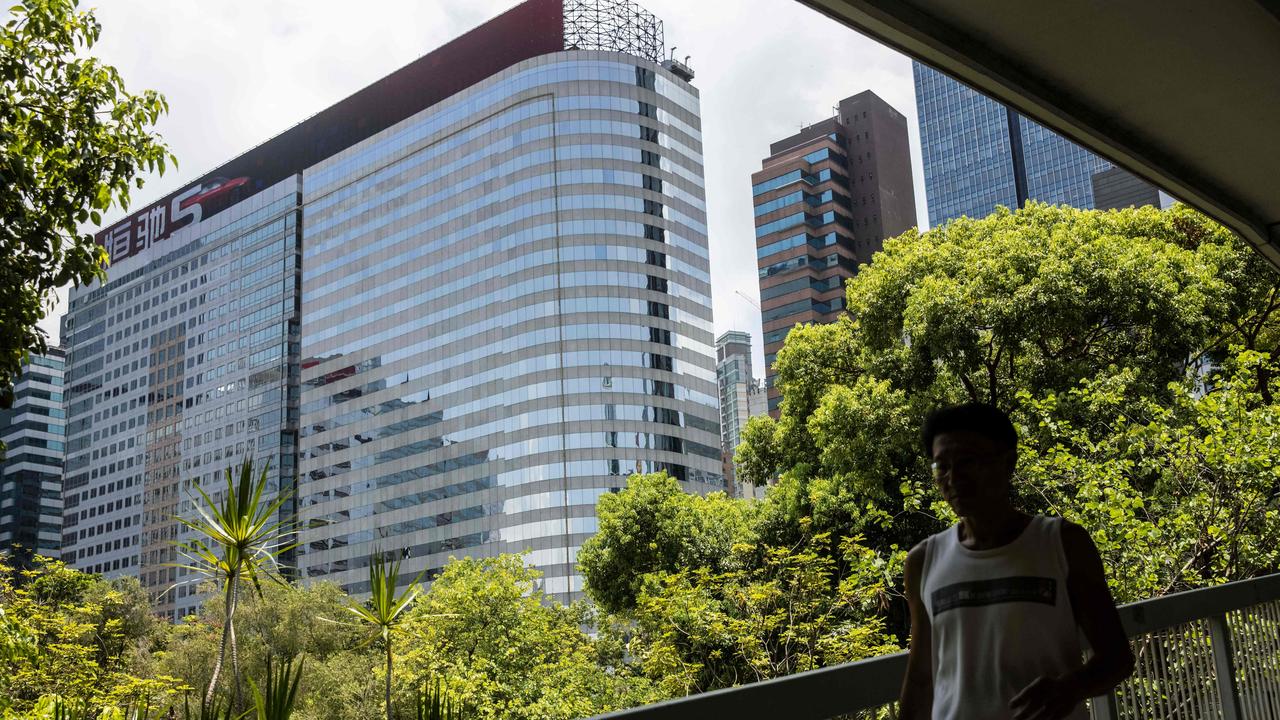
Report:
414,677,465,720
358,549,427,630
183,692,246,720
49,696,92,720
167,457,300,709
167,457,298,586
248,655,304,720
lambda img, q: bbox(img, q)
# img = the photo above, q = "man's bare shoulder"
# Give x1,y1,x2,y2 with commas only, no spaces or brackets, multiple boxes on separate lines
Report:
1057,517,1112,589
908,537,929,559
1058,519,1101,557
905,538,929,582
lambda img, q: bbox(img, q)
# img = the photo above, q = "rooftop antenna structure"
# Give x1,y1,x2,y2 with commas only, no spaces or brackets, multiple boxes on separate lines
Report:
563,0,664,62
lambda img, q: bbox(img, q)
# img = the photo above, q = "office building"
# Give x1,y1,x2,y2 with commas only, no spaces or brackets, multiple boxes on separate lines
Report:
0,348,66,565
62,179,301,619
64,0,721,609
752,90,917,412
1091,165,1162,211
299,0,721,601
715,331,766,498
913,62,1161,226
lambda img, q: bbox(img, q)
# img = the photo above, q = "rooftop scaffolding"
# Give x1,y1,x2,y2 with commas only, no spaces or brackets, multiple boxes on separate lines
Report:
564,0,664,63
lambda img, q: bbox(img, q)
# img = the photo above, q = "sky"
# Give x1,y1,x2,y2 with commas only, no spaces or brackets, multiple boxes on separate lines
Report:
41,0,930,377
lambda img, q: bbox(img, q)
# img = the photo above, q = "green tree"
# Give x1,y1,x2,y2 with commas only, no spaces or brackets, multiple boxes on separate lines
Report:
579,474,907,699
173,459,296,708
399,555,651,720
288,649,380,720
0,556,179,716
844,203,1230,409
626,532,901,698
733,201,1280,619
745,204,1273,540
577,472,755,614
1015,350,1280,603
0,0,173,408
159,580,379,720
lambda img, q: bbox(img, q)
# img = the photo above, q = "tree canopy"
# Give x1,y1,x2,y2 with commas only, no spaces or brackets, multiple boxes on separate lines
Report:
0,556,178,716
0,0,172,407
398,555,653,720
577,472,756,614
735,203,1280,572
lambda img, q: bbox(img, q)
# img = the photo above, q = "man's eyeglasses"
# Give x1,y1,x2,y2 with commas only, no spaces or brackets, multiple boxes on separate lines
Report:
930,455,990,478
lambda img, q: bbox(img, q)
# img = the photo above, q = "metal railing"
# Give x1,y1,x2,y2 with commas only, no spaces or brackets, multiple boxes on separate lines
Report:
590,572,1280,720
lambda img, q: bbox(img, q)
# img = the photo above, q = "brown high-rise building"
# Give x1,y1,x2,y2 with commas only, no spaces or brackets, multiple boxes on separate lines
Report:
752,90,916,413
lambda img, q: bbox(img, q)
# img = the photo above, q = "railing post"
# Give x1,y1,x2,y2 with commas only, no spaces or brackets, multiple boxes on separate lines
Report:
1208,613,1244,720
1089,691,1120,720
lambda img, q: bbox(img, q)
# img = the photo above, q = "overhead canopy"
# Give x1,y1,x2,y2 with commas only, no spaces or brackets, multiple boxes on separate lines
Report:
798,0,1280,268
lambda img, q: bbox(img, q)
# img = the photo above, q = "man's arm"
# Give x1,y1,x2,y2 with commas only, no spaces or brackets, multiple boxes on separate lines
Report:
898,540,933,719
1010,520,1135,719
1060,520,1136,696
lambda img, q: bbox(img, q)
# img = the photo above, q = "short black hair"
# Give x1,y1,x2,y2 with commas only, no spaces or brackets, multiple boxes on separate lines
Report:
921,403,1017,457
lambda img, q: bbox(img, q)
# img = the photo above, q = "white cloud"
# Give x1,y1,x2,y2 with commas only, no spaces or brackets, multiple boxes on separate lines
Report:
43,0,928,378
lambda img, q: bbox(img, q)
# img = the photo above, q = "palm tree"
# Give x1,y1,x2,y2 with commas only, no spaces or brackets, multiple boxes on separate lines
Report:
328,550,426,720
172,458,297,707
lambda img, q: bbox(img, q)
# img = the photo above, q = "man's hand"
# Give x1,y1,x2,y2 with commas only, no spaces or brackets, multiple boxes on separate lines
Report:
1009,675,1080,720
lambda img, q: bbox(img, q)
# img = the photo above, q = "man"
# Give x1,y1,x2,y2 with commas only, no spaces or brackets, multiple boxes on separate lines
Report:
898,403,1134,719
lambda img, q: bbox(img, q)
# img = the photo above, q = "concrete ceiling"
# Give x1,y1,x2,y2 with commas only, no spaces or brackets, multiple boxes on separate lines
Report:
797,0,1280,268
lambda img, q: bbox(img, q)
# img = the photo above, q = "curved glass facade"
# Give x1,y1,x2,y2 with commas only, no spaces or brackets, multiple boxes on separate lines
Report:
298,51,721,600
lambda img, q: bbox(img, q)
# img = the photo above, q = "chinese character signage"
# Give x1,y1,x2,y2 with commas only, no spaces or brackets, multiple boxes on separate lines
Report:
94,177,249,264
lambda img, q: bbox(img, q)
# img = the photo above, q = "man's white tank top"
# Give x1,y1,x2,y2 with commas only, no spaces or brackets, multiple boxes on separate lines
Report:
920,514,1087,719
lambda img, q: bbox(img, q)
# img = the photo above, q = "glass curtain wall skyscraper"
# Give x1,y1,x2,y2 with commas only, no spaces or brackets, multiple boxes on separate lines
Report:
62,182,301,620
912,61,1117,227
299,13,721,601
63,0,720,610
0,348,66,565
